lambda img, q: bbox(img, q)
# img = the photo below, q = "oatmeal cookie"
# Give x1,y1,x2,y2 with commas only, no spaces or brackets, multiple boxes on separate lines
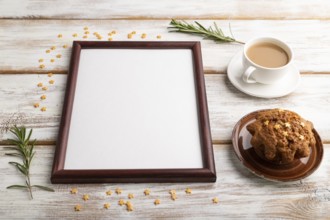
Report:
246,109,315,163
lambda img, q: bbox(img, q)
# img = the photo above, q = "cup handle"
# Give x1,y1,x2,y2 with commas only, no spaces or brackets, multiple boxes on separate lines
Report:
242,66,257,83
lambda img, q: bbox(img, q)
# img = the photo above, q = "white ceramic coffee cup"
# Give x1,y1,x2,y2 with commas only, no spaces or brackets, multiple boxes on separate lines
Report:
242,37,294,84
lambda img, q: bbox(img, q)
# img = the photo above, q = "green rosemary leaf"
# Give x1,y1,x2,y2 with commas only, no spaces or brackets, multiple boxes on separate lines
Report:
7,185,28,189
30,141,35,155
9,161,27,175
32,185,55,192
26,129,32,145
8,161,24,167
28,151,36,167
214,22,223,36
195,21,208,32
5,142,22,149
6,126,54,199
228,23,235,39
5,153,22,157
168,19,244,44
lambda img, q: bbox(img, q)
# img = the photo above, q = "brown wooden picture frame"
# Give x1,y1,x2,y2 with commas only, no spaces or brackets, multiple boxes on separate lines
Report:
51,41,216,183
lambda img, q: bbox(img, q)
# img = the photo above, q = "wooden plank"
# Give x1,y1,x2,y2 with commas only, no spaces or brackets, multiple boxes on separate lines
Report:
0,20,330,73
206,74,330,144
0,144,329,219
1,0,330,20
0,74,65,143
0,74,330,144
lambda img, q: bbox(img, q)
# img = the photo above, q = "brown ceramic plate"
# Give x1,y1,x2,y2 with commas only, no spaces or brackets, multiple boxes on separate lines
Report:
232,109,324,182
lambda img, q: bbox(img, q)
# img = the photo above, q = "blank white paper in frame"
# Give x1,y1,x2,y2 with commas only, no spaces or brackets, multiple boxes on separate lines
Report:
64,48,203,169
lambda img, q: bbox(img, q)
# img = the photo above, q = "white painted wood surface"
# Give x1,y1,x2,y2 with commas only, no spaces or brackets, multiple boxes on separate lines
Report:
0,1,330,219
1,20,330,73
0,74,330,143
1,0,330,19
1,145,329,219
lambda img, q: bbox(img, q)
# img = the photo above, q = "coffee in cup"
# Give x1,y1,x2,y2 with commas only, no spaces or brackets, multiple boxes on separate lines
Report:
242,37,294,84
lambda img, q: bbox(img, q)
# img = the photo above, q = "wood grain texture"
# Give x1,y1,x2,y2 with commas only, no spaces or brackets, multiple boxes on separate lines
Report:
0,20,330,73
206,74,330,144
0,144,329,219
2,1,330,219
0,74,65,142
1,0,330,20
0,74,330,144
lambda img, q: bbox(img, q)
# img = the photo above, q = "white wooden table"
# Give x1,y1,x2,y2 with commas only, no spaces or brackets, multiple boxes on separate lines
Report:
0,1,329,219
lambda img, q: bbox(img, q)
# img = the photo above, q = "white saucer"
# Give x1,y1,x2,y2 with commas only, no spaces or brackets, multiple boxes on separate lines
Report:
227,50,301,98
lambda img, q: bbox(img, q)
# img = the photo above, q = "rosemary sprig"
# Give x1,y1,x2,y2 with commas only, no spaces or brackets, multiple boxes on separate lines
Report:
6,126,54,199
168,19,244,44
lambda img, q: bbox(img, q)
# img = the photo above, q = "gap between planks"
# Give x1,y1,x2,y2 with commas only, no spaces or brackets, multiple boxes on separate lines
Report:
0,70,330,75
1,17,330,21
0,70,67,74
0,140,55,146
213,140,330,145
0,140,329,146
